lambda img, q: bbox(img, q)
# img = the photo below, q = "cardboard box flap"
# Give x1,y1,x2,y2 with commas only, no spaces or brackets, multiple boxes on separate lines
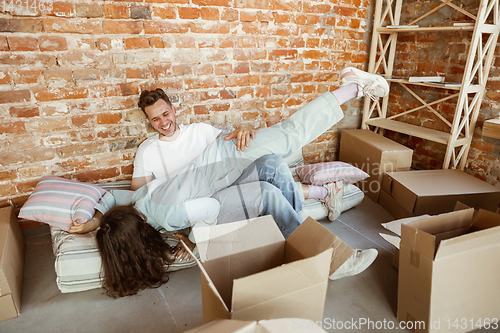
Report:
284,217,336,263
406,208,474,236
182,240,230,314
400,223,437,260
402,208,475,260
435,210,500,260
231,249,332,313
470,209,500,231
382,215,432,237
193,216,284,262
284,217,353,275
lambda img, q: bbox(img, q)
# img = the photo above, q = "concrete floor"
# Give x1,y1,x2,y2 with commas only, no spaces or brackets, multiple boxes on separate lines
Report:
0,197,493,332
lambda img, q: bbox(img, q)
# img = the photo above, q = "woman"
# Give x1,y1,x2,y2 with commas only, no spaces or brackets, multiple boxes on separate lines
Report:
96,67,389,297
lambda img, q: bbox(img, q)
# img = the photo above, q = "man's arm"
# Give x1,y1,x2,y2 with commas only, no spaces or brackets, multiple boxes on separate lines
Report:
224,126,256,151
130,175,152,191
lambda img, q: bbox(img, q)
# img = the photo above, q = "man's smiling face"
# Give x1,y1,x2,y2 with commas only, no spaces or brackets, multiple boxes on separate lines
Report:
144,99,178,139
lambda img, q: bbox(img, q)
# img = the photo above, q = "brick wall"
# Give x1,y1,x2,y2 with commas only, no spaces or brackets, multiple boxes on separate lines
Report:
0,0,371,213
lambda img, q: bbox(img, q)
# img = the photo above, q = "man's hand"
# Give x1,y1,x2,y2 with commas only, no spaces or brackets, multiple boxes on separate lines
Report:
224,126,255,151
172,234,196,262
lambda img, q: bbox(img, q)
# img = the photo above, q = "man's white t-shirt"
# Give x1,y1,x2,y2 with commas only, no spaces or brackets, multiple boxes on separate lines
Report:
133,123,221,180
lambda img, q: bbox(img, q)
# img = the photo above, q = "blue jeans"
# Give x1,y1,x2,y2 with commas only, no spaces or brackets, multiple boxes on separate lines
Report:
212,180,302,239
212,155,303,238
233,155,303,213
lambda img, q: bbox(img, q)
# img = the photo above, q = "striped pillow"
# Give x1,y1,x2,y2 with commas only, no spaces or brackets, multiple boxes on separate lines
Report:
18,177,106,231
296,162,369,185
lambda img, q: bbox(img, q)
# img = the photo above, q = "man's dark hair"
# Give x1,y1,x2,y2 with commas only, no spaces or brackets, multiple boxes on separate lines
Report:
138,89,172,113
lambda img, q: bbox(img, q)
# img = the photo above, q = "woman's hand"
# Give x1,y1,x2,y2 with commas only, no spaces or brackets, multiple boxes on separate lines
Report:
172,233,196,262
69,210,103,234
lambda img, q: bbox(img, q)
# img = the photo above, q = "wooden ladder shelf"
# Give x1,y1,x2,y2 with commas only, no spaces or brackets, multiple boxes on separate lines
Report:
362,0,500,169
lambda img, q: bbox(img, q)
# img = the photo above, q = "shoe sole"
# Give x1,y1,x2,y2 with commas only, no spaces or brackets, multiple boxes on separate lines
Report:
340,67,389,97
329,249,378,280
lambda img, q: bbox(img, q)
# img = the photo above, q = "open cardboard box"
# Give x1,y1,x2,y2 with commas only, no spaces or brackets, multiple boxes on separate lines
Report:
0,206,26,322
381,203,500,332
185,318,328,333
379,169,500,219
188,215,354,323
339,129,413,202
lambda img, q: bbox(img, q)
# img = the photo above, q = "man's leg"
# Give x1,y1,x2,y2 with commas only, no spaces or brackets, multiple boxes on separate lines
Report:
212,181,302,238
231,155,303,213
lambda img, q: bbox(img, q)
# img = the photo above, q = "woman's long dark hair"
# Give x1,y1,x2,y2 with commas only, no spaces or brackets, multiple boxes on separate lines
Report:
96,205,174,297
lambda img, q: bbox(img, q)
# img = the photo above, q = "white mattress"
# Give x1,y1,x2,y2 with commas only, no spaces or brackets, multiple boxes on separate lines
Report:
51,176,365,293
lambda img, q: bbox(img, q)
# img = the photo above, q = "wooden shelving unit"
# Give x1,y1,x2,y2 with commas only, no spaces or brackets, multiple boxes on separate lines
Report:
362,0,500,169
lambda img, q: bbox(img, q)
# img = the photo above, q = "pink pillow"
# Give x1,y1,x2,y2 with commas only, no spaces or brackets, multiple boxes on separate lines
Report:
296,162,369,185
18,177,106,231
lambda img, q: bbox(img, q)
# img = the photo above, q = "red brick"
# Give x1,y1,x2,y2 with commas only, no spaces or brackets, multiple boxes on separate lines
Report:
221,8,238,21
73,168,120,183
0,121,25,134
179,7,200,19
0,90,31,104
190,21,231,34
126,67,151,79
193,0,230,6
175,35,195,48
269,49,297,60
48,2,75,17
103,4,130,19
38,35,67,51
76,4,104,18
103,20,143,34
194,105,209,115
15,70,42,84
125,37,150,49
201,7,219,20
0,18,43,33
215,63,232,75
235,0,266,8
44,69,73,83
234,62,250,74
43,17,102,34
149,36,166,48
7,36,38,51
73,69,100,81
152,6,176,19
0,36,8,51
97,113,122,125
144,21,189,34
241,11,257,22
0,71,11,84
9,106,39,117
57,51,110,67
33,87,88,101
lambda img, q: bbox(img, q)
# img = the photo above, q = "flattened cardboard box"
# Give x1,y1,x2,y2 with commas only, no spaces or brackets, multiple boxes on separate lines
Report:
190,215,354,323
0,206,26,322
339,129,413,202
185,318,328,333
380,169,500,219
397,207,500,333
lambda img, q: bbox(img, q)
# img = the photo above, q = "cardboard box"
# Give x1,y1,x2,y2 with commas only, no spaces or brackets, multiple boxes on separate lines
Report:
185,318,328,333
190,215,354,323
397,207,500,332
379,169,500,219
339,129,413,202
0,206,26,322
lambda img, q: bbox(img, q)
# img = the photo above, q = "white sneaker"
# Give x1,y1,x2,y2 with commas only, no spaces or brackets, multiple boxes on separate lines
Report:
321,181,344,221
340,67,389,100
329,249,378,280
